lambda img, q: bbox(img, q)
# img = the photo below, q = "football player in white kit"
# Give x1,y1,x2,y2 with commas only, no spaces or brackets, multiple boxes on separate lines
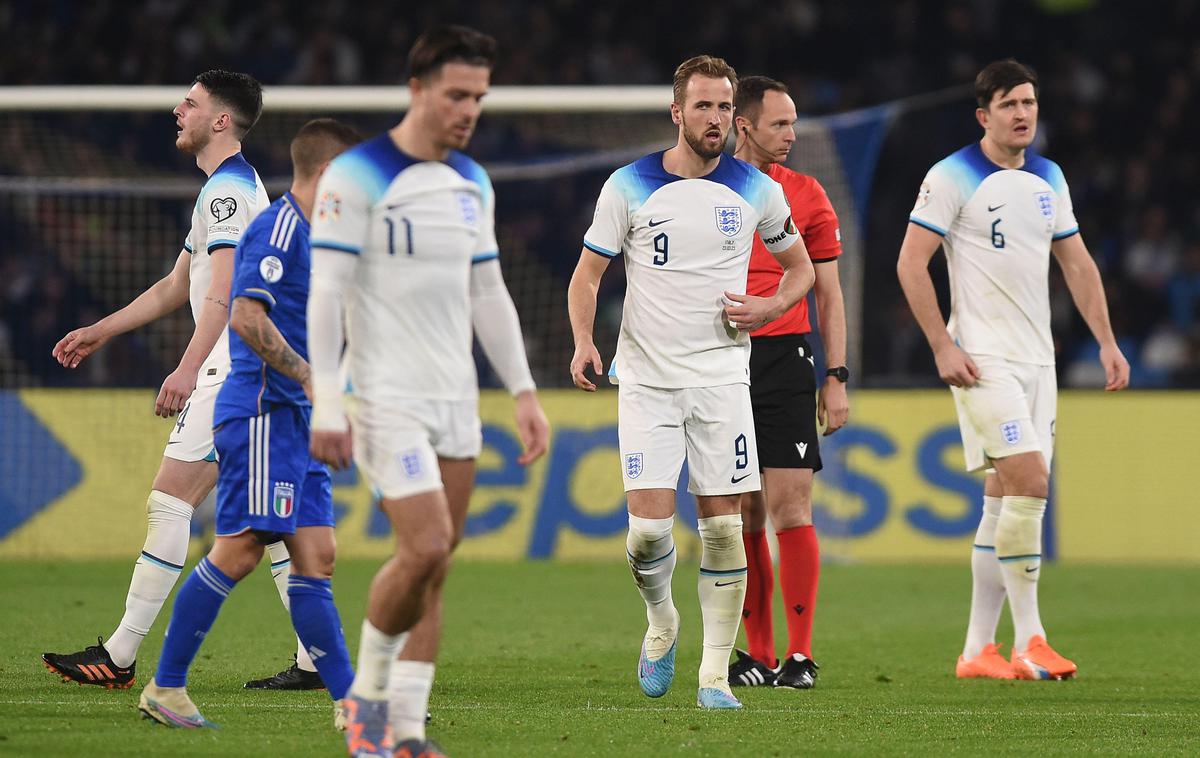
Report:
897,59,1129,681
41,71,320,690
568,55,816,710
306,26,549,757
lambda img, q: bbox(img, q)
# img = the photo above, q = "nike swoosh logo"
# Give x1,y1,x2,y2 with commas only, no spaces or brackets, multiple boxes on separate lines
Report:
987,204,1006,212
715,580,742,587
648,218,673,227
1025,566,1039,573
730,473,752,484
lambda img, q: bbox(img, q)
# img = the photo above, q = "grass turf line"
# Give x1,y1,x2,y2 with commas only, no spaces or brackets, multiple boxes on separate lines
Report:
1,560,1197,756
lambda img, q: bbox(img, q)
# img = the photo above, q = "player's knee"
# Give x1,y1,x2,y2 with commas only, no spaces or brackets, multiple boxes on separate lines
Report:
626,514,675,562
739,491,767,532
766,479,814,530
211,540,262,581
292,548,336,579
399,533,452,579
1010,468,1049,498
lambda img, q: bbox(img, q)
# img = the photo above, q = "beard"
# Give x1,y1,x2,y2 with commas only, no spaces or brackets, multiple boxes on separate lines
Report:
176,127,209,156
681,116,728,160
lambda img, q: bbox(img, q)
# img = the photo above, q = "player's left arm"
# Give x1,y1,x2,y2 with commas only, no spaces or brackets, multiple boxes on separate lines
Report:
1051,233,1130,391
470,257,549,465
154,247,233,418
725,238,815,332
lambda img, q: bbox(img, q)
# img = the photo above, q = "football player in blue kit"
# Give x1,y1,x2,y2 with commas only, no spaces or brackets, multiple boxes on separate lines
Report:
138,119,363,730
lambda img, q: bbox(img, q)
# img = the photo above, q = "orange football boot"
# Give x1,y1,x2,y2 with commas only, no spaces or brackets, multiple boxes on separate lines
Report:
1011,635,1077,680
956,643,1017,679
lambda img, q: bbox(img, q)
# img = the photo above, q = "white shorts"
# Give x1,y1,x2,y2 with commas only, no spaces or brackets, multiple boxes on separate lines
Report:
349,396,482,500
618,383,760,496
951,355,1056,472
163,380,220,463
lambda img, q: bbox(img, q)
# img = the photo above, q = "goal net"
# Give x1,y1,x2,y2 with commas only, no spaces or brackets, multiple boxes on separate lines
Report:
0,85,894,558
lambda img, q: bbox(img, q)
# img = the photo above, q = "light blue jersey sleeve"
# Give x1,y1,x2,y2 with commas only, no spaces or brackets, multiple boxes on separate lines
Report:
754,175,800,254
582,170,632,258
202,174,260,254
1035,158,1079,240
908,158,968,237
310,152,375,256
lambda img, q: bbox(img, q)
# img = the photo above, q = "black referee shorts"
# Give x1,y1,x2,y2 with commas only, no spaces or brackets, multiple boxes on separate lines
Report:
749,333,822,472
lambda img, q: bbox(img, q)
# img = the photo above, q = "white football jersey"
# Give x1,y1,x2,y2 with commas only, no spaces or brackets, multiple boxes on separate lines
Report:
310,133,497,403
584,151,798,388
182,152,269,382
909,142,1078,366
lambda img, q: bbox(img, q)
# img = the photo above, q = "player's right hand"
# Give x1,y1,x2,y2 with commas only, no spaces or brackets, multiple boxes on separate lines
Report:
934,344,981,388
52,324,108,369
155,366,197,417
311,429,353,471
1100,342,1130,391
570,342,604,392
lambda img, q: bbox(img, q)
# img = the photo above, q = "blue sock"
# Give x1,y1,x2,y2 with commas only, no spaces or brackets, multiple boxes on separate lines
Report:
154,557,236,688
288,575,355,700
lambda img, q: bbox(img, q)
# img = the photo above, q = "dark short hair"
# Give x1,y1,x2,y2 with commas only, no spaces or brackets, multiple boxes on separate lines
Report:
975,59,1039,109
408,25,498,80
290,118,362,179
673,55,738,106
193,69,263,138
734,75,789,125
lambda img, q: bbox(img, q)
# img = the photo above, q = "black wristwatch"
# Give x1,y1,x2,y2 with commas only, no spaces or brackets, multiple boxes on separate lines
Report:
826,366,849,383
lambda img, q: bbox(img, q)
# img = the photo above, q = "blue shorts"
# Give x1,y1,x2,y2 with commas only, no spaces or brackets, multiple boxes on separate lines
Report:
214,405,335,538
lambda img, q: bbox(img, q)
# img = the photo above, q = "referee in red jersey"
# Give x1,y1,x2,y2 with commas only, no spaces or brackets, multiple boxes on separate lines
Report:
728,76,849,689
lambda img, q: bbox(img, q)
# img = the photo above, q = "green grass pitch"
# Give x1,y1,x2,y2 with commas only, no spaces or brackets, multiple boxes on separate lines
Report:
2,559,1198,756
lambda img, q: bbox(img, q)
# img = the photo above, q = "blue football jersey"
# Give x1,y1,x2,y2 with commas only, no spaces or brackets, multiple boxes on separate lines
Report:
215,192,312,424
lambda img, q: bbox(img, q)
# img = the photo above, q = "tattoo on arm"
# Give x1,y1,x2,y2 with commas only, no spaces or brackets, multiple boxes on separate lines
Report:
236,304,311,386
205,296,229,310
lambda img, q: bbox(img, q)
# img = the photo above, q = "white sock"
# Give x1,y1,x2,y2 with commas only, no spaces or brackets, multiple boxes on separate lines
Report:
388,660,435,742
995,495,1048,653
696,514,747,689
963,496,1006,659
265,541,317,673
626,515,679,637
349,619,407,700
105,490,192,668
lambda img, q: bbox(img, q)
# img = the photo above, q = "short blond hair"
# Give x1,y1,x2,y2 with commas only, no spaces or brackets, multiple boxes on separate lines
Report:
672,55,738,106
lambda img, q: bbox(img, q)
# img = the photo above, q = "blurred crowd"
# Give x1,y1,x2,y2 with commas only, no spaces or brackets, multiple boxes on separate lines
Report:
1,0,1198,388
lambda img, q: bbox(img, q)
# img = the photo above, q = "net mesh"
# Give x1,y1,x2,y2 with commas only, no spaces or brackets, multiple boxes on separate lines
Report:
0,106,864,390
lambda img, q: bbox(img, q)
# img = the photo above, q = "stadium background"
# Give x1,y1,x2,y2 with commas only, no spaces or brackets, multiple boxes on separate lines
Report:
1,0,1198,564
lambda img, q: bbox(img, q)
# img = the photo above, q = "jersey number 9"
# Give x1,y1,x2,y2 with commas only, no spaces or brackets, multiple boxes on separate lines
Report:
652,232,668,266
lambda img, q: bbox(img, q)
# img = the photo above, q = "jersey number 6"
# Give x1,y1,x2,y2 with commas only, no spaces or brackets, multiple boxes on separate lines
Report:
652,232,668,266
990,218,1005,250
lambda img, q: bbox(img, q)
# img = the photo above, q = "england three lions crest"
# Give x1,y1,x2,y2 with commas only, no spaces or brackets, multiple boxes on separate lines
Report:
625,452,644,480
715,206,742,237
1034,191,1054,219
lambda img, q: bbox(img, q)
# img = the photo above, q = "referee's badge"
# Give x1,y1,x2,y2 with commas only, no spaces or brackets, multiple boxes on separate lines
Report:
272,482,295,518
625,452,644,480
715,207,742,237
